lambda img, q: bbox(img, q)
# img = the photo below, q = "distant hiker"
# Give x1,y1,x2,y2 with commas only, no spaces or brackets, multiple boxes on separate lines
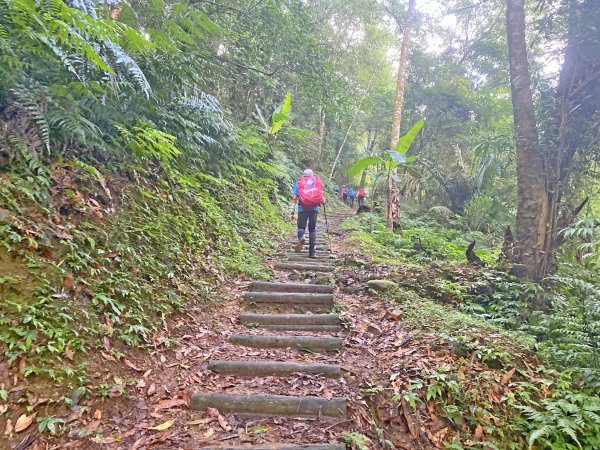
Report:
341,185,348,205
357,187,366,206
348,187,356,207
290,169,325,258
333,184,339,195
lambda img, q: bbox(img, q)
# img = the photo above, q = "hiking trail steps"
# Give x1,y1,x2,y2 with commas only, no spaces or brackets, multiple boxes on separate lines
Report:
191,217,350,449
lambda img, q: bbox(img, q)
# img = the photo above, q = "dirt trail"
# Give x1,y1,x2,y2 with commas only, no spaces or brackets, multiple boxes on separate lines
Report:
14,208,437,449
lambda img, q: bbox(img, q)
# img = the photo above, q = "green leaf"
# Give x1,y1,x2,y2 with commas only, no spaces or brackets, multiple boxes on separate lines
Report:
347,156,385,177
281,92,292,115
394,119,425,154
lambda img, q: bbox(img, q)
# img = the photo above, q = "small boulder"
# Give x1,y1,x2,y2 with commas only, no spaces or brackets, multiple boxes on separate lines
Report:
389,309,402,321
367,279,398,291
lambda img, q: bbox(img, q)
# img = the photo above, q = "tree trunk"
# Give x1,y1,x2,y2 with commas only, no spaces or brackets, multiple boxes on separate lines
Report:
387,0,416,231
316,106,326,165
360,130,377,188
505,0,549,279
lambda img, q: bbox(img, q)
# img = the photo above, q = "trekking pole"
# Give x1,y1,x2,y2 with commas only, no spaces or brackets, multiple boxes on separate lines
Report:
322,203,332,253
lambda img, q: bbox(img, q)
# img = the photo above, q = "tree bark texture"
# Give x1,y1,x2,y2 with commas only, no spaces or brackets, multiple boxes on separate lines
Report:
539,0,600,276
387,0,416,231
505,0,549,279
316,106,326,164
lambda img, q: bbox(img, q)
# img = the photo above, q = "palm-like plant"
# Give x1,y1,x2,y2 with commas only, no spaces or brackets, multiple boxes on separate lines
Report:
347,119,424,213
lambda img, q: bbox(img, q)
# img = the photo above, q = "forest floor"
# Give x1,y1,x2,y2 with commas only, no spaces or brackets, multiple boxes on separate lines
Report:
2,207,532,450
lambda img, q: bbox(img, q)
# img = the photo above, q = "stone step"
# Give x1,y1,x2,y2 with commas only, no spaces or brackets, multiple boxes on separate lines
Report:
208,360,341,378
262,324,342,332
244,292,334,305
200,444,345,450
239,313,340,326
190,393,347,418
249,282,333,294
229,334,343,352
282,253,336,259
286,256,335,263
275,262,335,272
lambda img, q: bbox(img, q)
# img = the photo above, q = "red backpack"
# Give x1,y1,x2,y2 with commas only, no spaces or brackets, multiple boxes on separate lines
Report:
358,188,365,197
297,176,324,209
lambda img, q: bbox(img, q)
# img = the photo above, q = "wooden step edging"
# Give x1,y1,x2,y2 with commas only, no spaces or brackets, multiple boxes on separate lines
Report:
190,393,347,418
208,360,341,378
239,313,340,326
200,445,346,450
250,282,333,293
260,325,341,332
229,334,343,352
244,292,334,305
275,262,335,272
286,256,335,263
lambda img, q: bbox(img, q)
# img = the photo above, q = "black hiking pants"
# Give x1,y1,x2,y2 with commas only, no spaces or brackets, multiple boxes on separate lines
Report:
297,209,318,240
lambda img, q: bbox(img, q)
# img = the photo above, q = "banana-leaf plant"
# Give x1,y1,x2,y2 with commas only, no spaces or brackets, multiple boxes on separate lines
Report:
347,119,424,214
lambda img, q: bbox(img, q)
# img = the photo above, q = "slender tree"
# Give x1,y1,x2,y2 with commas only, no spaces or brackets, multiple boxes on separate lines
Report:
505,0,549,278
387,0,416,230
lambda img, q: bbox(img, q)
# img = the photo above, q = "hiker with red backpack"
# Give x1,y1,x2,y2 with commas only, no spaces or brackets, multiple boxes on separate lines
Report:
357,187,366,207
290,169,325,258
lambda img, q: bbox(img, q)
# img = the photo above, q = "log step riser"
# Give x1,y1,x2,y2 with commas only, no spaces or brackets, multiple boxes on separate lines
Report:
200,445,345,450
190,393,347,418
229,334,342,352
208,360,341,378
250,282,333,293
239,313,340,326
244,292,334,305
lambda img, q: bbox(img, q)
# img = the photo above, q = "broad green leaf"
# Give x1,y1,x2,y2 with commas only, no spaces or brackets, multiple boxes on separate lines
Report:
271,112,289,123
394,119,424,154
269,120,286,135
347,156,384,177
281,92,292,115
287,127,314,138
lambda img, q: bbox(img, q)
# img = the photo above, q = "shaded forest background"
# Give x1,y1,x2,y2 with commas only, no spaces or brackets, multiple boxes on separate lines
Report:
1,0,600,448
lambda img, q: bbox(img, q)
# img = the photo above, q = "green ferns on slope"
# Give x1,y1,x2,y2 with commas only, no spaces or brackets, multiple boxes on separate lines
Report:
0,0,295,381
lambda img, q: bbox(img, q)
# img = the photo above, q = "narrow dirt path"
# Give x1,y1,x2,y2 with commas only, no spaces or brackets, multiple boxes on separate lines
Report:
50,208,435,449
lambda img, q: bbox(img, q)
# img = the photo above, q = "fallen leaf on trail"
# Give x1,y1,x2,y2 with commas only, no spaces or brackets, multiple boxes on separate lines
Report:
65,346,74,360
247,425,269,434
85,420,101,432
100,351,116,362
217,414,232,431
152,398,185,411
206,407,220,418
160,354,166,363
63,273,74,290
147,383,156,396
15,413,37,432
103,336,111,352
93,409,102,420
474,423,484,440
401,399,419,438
146,419,175,431
501,367,516,385
124,359,143,372
5,418,13,435
186,418,214,426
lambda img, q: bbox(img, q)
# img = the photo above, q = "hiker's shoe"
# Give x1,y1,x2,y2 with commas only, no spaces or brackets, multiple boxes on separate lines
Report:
294,238,305,253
